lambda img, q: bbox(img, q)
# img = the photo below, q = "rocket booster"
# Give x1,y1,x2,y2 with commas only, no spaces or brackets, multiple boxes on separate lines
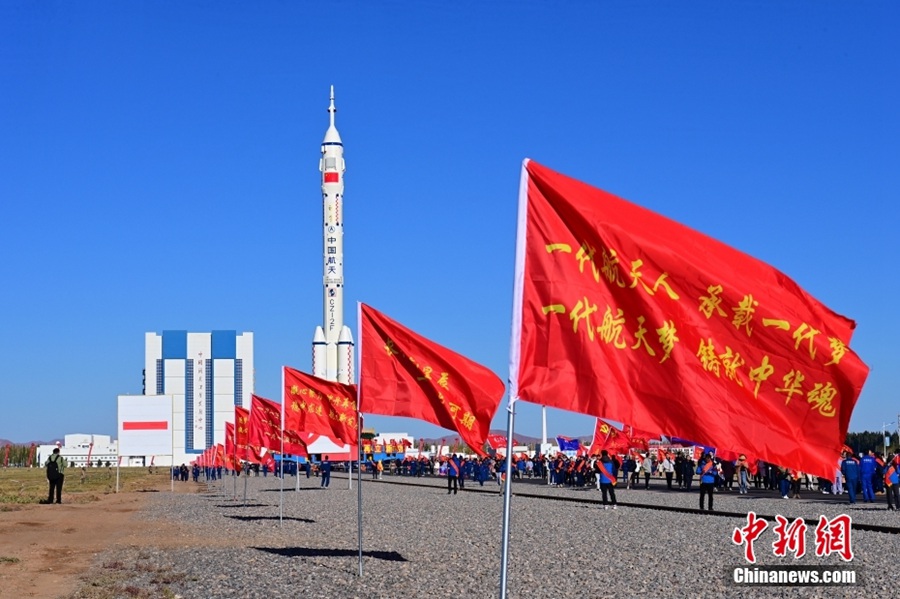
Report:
315,86,354,384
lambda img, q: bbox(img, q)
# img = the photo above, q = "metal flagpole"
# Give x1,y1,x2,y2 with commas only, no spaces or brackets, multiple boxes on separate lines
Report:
357,412,364,577
280,367,285,526
500,161,531,598
542,405,550,485
498,397,516,598
356,301,364,577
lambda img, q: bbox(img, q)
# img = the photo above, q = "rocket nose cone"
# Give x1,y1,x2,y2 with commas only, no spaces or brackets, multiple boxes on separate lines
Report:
323,126,342,145
313,327,327,343
338,325,354,343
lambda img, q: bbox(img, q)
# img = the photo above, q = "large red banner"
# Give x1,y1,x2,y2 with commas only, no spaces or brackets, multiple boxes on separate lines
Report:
510,160,868,479
359,303,505,457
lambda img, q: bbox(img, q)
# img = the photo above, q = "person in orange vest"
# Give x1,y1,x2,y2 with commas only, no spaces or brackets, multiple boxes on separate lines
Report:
790,470,803,499
884,454,900,511
594,450,619,510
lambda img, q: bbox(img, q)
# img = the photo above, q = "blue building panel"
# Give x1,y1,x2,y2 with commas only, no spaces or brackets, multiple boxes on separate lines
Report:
206,359,214,448
155,359,164,395
235,359,243,408
185,360,194,452
212,330,237,359
162,330,187,359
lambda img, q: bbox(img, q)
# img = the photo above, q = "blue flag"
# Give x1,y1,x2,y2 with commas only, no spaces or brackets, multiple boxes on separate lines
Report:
556,436,580,451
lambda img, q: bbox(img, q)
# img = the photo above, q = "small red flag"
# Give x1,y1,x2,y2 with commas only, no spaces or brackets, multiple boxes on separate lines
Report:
359,303,505,457
283,366,358,446
248,394,308,457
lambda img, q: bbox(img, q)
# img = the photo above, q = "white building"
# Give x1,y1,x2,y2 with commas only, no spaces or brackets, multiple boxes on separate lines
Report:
37,434,118,468
144,330,253,465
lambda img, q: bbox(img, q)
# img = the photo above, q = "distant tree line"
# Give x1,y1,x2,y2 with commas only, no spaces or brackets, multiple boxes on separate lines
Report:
1,444,37,467
845,431,899,455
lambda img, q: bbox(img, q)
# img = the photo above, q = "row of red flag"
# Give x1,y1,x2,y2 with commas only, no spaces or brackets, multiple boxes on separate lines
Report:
208,160,867,482
209,303,506,468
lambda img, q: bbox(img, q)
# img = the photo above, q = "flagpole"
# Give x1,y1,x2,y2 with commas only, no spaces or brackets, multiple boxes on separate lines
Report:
280,367,285,526
232,422,237,501
357,412,364,577
499,397,516,599
356,301,364,577
501,160,530,599
542,406,549,486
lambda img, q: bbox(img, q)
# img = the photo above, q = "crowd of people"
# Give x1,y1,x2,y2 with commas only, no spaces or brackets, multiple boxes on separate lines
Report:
165,446,900,512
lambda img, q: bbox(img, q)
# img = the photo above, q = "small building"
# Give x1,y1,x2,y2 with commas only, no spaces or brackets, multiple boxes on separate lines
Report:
37,434,118,468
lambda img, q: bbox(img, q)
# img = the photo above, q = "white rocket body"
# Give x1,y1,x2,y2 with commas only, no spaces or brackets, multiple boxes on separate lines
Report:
315,87,354,384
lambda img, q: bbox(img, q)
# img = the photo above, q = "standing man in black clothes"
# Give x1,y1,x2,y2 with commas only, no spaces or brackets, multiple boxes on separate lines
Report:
45,447,66,504
321,455,332,488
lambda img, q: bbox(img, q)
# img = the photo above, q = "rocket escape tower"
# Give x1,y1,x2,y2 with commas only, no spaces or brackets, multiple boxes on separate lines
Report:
312,86,354,384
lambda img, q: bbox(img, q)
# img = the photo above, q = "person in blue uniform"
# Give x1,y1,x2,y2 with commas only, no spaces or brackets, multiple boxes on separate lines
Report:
320,455,332,488
696,453,717,511
447,454,461,494
595,450,618,509
860,449,877,503
841,451,860,504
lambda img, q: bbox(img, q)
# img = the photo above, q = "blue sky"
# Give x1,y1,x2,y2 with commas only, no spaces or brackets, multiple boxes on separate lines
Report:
1,2,897,444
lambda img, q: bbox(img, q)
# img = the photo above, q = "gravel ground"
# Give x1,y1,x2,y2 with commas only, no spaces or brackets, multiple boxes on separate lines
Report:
68,473,900,598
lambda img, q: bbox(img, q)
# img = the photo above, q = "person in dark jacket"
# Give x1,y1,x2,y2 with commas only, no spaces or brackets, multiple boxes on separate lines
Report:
44,448,66,504
320,455,332,488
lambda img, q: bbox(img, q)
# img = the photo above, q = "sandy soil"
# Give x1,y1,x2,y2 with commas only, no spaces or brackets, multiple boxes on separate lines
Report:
0,480,201,599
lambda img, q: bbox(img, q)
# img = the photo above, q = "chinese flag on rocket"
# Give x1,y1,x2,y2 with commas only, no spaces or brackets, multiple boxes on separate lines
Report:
359,303,505,457
247,394,308,457
283,366,358,446
510,159,869,480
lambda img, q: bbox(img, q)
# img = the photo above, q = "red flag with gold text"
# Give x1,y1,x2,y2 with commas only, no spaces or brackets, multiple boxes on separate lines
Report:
247,394,308,457
509,159,868,479
359,303,506,457
283,366,358,446
224,421,240,471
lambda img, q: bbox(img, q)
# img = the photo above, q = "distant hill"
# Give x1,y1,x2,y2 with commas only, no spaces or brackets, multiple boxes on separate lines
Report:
0,438,62,446
420,430,592,447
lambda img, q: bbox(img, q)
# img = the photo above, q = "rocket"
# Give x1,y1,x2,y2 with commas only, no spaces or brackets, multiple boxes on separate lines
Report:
313,86,355,384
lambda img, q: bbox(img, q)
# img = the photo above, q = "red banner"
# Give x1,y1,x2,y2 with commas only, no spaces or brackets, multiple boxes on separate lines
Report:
510,159,869,479
486,434,519,450
225,422,239,471
283,366,358,446
248,394,308,457
359,303,505,457
235,406,263,464
588,419,633,456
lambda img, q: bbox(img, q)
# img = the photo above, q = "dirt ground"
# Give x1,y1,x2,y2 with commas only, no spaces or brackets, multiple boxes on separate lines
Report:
0,479,202,599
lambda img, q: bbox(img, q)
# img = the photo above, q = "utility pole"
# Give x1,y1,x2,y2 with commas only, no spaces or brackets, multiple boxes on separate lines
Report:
883,421,893,457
